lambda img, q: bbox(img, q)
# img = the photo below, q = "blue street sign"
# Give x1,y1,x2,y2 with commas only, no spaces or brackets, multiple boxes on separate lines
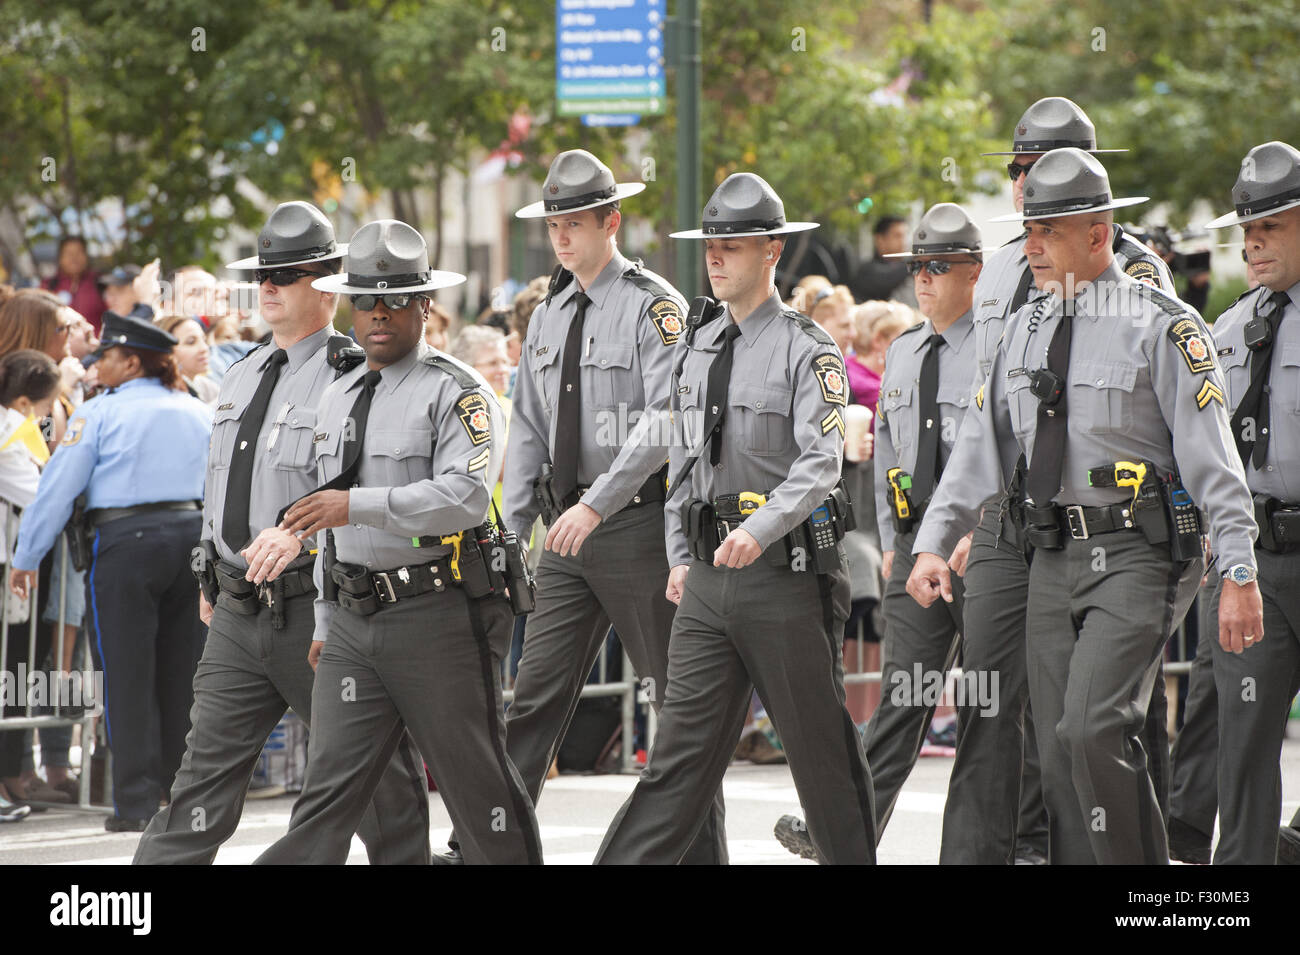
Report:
582,114,643,127
556,0,666,118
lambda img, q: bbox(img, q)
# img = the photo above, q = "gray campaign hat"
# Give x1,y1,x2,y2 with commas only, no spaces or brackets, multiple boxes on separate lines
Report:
669,172,818,239
515,149,646,219
1205,141,1300,229
312,220,466,295
226,201,347,271
982,97,1126,156
989,148,1148,223
881,203,996,259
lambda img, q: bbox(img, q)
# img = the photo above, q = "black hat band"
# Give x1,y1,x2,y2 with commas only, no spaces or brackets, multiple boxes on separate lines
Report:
1022,193,1113,217
258,242,337,266
911,241,981,254
543,184,618,213
345,270,432,289
702,217,786,235
1013,139,1097,153
1235,184,1300,219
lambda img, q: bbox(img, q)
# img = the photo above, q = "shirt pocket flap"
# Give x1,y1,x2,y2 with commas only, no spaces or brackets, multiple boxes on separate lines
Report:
937,384,971,409
531,344,561,369
1074,359,1138,392
730,382,793,415
213,401,246,426
369,428,432,461
882,384,914,411
1280,342,1300,367
580,343,634,370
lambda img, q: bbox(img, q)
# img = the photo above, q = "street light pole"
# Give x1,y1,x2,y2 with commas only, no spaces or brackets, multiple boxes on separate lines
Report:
673,0,701,299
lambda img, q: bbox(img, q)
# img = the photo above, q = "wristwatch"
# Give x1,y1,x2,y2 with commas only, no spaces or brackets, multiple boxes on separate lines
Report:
1223,564,1257,586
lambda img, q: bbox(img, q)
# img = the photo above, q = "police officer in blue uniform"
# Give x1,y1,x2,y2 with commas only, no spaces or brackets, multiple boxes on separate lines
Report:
11,312,212,831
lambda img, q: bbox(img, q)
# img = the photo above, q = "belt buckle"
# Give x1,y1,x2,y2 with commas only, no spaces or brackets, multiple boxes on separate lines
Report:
717,518,736,537
1065,505,1089,540
373,571,398,604
257,584,274,607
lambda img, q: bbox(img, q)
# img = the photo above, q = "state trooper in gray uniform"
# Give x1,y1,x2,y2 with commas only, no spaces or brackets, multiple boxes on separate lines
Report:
1203,141,1300,865
941,98,1177,865
255,220,542,865
596,173,875,864
908,148,1262,864
436,149,726,864
134,202,429,865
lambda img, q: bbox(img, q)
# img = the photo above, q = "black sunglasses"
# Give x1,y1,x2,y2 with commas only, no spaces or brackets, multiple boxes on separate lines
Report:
907,258,979,276
1006,160,1037,181
254,268,325,286
349,292,427,312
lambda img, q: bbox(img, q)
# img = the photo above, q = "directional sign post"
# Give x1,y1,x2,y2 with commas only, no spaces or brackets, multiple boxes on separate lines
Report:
556,0,667,121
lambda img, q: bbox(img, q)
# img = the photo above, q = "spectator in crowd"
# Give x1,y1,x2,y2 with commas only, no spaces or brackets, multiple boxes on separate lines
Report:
789,273,831,314
9,313,211,832
451,324,510,399
0,349,67,816
42,237,106,332
850,216,918,307
157,315,219,405
854,299,920,397
423,301,454,350
167,265,220,321
0,290,76,444
476,305,510,334
508,276,549,397
207,316,243,345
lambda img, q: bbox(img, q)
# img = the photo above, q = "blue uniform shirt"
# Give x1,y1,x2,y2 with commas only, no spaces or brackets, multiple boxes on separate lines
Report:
12,377,212,571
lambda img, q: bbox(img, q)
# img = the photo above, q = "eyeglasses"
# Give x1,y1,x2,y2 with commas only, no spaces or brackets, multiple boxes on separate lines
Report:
348,292,427,312
906,258,980,276
254,268,325,286
1006,161,1037,181
54,323,73,335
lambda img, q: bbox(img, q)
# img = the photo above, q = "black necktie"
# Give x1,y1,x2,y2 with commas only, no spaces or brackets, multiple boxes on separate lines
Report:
1027,300,1074,506
667,322,742,498
910,333,945,501
222,348,288,551
1232,290,1289,470
552,291,591,503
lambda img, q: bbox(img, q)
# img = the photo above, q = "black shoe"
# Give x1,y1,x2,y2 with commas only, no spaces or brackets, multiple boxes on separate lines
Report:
773,814,819,861
104,816,149,833
1013,847,1048,865
1278,826,1300,865
1167,817,1212,865
431,846,464,865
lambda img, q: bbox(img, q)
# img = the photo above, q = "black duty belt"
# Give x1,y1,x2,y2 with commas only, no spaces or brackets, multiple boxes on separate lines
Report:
330,556,458,615
563,466,667,514
88,500,200,527
214,557,316,629
1024,501,1140,541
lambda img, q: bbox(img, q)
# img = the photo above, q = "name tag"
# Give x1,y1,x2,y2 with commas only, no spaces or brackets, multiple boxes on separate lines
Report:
534,346,550,357
217,402,235,411
314,432,329,443
886,388,901,397
1217,346,1235,358
980,298,1000,308
677,385,691,395
1007,367,1029,378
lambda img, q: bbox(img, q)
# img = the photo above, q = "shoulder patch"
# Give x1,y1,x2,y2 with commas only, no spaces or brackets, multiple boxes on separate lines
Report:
821,407,845,437
812,353,848,406
1195,377,1224,410
61,418,86,447
1124,259,1161,287
456,393,493,446
1167,316,1215,374
647,296,684,346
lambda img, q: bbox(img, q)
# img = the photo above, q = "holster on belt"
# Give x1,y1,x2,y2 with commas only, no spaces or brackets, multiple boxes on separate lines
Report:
191,538,220,607
533,464,564,526
683,499,719,562
64,494,92,573
1255,494,1300,553
214,560,261,615
331,561,382,616
1021,502,1063,550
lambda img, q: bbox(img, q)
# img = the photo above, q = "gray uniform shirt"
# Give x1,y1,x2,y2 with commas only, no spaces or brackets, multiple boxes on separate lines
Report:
915,259,1258,572
873,309,977,552
202,325,337,568
664,291,848,567
969,227,1177,486
504,249,685,538
1210,280,1300,501
310,342,504,640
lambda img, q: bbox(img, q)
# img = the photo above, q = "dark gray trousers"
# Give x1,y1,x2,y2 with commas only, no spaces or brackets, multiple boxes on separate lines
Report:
255,588,542,865
1211,549,1300,864
503,503,727,864
864,528,964,836
1027,532,1200,864
596,558,875,864
1167,583,1219,840
134,591,431,865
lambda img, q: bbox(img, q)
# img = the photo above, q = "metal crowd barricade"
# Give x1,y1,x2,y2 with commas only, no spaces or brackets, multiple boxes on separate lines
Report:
0,520,105,813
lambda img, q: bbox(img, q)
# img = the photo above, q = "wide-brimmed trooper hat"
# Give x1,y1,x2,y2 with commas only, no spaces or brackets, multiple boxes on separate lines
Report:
515,149,646,219
982,97,1126,157
311,220,466,295
226,201,347,271
881,203,997,259
1205,141,1300,229
669,173,818,239
989,148,1148,223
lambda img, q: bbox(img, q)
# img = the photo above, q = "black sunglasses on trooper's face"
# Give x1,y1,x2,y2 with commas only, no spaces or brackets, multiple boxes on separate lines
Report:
254,268,325,286
1006,160,1037,181
348,292,427,312
906,258,980,276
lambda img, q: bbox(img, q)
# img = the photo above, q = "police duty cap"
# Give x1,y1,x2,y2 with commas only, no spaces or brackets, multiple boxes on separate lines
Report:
989,148,1148,223
515,149,646,219
982,97,1126,156
311,220,466,295
881,203,997,259
226,201,348,271
89,311,178,359
1205,141,1300,229
670,173,819,239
